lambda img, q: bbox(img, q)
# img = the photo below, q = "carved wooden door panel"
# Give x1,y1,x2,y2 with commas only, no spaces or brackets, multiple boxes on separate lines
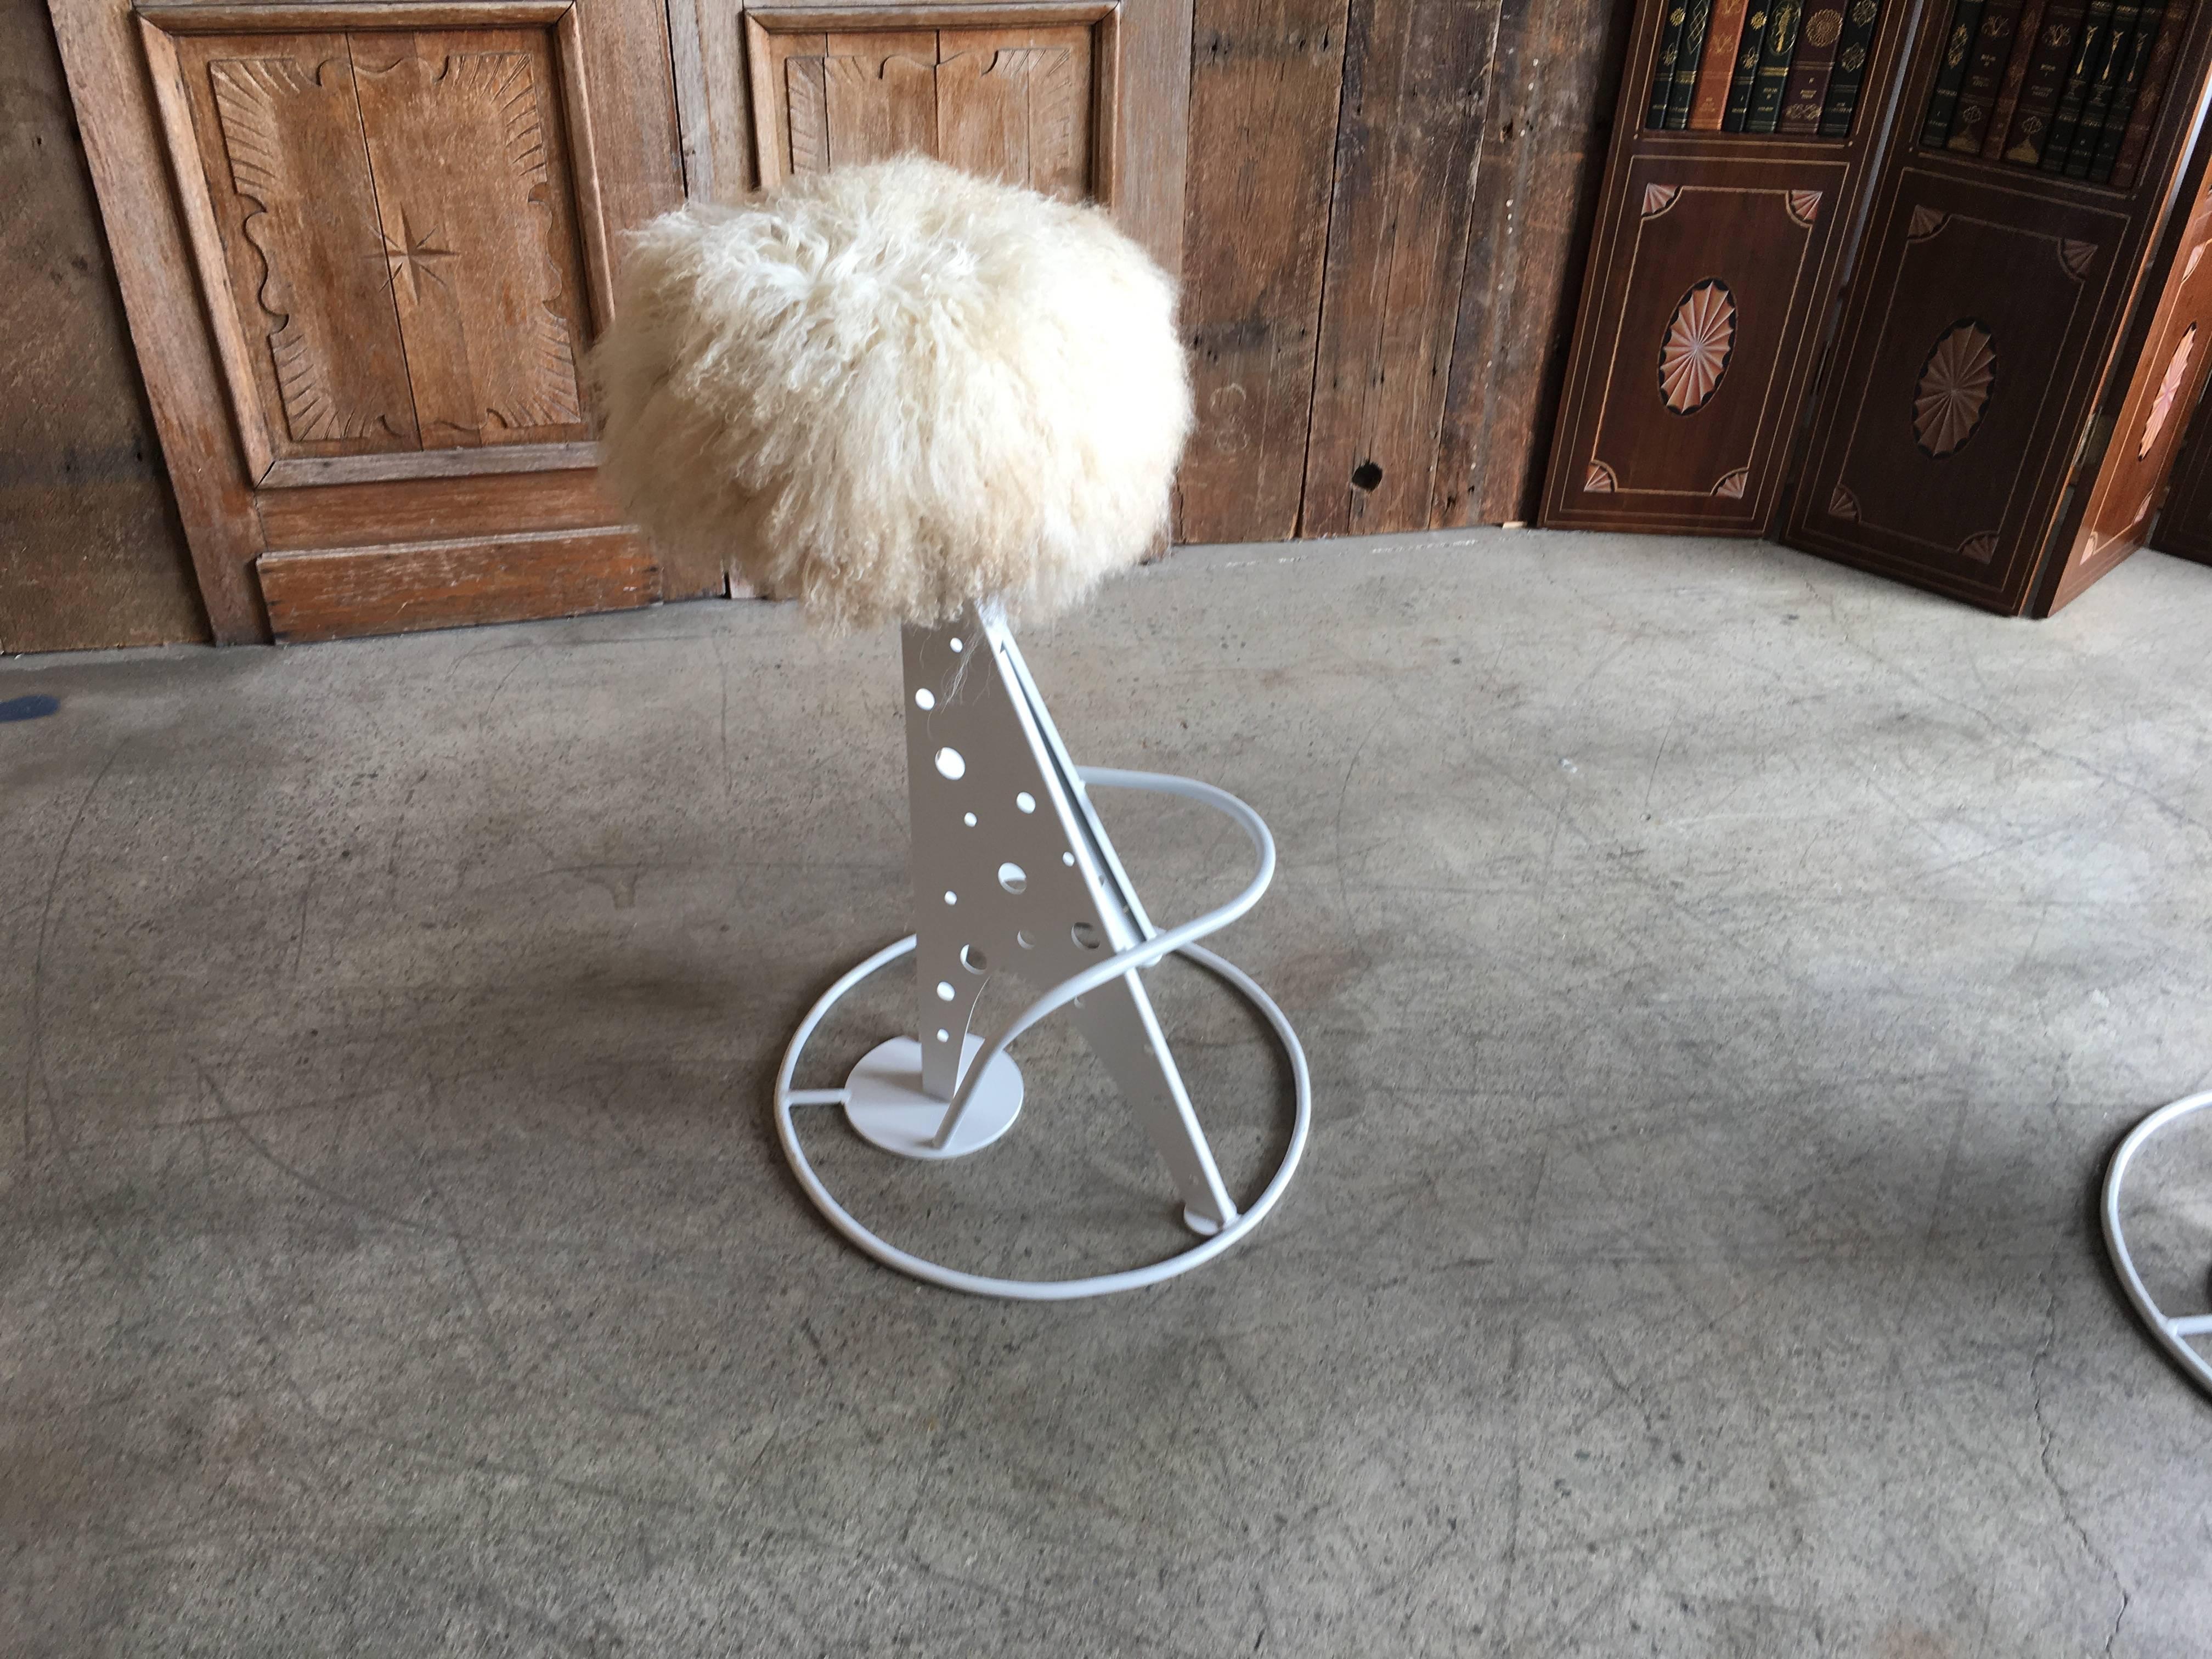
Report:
748,19,1097,197
672,0,1190,280
52,0,687,642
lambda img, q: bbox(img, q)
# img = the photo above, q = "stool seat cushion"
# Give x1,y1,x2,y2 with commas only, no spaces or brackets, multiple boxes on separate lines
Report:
589,156,1192,629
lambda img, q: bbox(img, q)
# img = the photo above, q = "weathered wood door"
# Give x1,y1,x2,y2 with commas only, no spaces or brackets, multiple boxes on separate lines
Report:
52,0,689,642
670,0,1189,279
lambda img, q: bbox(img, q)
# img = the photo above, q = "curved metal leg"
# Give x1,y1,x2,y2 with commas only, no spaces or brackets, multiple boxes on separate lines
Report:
2101,1090,2212,1400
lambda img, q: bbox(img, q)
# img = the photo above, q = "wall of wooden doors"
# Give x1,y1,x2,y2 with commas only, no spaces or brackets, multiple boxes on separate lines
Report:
15,0,1630,650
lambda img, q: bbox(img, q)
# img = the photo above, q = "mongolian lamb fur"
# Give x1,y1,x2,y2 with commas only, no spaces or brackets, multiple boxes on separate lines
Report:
588,157,1194,630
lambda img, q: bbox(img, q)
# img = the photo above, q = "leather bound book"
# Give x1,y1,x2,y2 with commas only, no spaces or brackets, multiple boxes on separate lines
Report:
1650,2,1690,127
1781,4,1849,129
1819,0,1887,134
1922,0,1990,143
1691,0,1757,126
2066,0,2145,174
1981,0,2049,155
1666,0,1718,126
2109,0,2191,187
1723,5,1773,127
1949,0,2028,150
2087,3,2164,178
2040,0,2119,171
2002,1,2089,160
1746,0,1806,131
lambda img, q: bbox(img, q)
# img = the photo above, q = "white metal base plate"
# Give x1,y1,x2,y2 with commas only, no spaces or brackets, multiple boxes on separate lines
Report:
844,1036,1023,1159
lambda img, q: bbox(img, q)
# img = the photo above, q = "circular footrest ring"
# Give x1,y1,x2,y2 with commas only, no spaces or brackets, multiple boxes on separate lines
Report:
773,933,1310,1300
2102,1089,2212,1400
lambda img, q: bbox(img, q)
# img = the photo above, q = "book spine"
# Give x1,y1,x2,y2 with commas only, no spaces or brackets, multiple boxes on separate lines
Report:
1949,0,2028,149
1691,0,1757,126
1747,0,1806,130
1650,2,1691,128
1923,0,1991,143
2040,0,2118,171
1782,4,1849,129
1819,0,1887,135
1724,5,1774,127
2087,5,2161,179
1667,0,1718,126
2066,0,2143,173
2110,0,2190,187
1982,0,2049,154
2002,1,2089,160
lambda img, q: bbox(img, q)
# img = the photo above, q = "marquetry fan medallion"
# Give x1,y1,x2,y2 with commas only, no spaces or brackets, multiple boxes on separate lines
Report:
1658,279,1736,415
2140,325,2198,460
1913,320,1996,458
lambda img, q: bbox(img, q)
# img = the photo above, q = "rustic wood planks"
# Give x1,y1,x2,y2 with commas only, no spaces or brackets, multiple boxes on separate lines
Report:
1300,0,1494,538
1432,0,1631,527
1177,0,1351,544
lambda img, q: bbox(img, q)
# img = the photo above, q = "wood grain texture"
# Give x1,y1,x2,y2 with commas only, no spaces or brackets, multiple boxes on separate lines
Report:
255,466,627,548
350,29,595,445
717,0,1182,273
1300,0,1496,538
1176,0,1350,544
257,527,657,640
3,0,205,652
50,0,270,640
167,30,418,467
1431,0,1629,527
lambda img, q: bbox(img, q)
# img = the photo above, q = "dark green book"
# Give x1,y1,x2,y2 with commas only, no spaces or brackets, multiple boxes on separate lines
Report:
2066,0,2143,174
1722,5,1774,128
2091,0,2168,180
1921,0,1989,144
1745,1,1805,131
1819,0,1886,136
2040,0,2119,170
1650,3,1691,128
1666,0,1718,127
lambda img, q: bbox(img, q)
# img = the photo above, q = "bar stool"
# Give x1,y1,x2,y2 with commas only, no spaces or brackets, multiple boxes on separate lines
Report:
590,156,1308,1298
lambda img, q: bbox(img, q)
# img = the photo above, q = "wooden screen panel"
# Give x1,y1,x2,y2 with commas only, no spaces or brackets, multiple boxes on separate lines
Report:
2152,380,2212,563
170,32,420,463
745,8,1107,203
1544,158,1845,531
2045,176,2212,605
156,20,594,484
1786,167,2131,611
1538,0,1912,539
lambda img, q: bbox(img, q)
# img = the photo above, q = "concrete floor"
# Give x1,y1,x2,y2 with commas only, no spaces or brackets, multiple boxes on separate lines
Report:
5,527,2211,1657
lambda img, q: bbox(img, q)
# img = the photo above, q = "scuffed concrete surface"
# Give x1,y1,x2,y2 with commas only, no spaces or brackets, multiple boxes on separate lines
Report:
5,527,2211,1656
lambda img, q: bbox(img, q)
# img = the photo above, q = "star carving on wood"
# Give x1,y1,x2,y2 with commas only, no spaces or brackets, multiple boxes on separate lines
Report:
373,210,459,300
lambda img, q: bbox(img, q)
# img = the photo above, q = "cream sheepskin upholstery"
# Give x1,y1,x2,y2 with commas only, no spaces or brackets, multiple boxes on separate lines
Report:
588,157,1193,630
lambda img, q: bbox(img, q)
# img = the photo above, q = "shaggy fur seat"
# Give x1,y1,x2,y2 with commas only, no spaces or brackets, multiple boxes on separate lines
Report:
588,157,1193,630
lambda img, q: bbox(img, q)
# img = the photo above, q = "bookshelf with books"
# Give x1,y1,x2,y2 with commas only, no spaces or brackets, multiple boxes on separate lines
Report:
1542,0,1921,537
1782,0,2212,611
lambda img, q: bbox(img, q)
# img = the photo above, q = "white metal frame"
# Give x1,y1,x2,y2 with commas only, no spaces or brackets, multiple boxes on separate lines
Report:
2101,1090,2212,1400
772,606,1310,1299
